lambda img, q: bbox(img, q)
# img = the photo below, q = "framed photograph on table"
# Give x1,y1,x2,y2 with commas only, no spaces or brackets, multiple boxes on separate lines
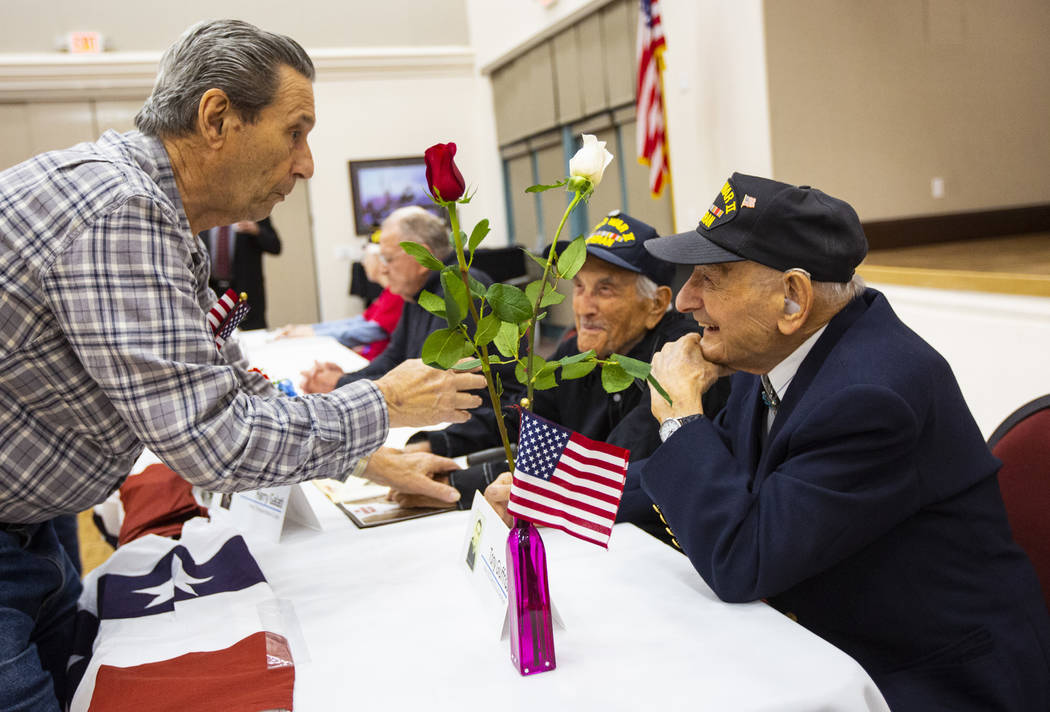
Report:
348,156,446,235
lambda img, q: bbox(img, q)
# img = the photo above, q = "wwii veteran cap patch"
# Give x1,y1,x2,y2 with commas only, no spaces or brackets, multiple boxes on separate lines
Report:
582,211,674,286
644,172,868,283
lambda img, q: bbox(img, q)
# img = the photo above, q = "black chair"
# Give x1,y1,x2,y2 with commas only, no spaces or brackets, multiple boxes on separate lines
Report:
471,246,530,287
988,394,1050,612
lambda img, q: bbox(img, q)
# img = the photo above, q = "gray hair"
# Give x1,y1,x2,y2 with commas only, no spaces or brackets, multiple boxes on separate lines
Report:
812,273,867,306
754,266,866,312
385,206,451,260
135,19,314,138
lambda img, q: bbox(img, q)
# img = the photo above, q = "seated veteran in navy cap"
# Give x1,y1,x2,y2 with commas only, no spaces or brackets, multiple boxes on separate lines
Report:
637,173,1050,711
393,212,731,534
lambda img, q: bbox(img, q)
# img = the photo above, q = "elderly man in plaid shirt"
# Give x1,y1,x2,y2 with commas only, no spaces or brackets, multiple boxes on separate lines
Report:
0,20,484,711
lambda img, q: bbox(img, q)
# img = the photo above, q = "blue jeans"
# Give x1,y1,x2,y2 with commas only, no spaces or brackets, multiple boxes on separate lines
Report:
0,521,82,712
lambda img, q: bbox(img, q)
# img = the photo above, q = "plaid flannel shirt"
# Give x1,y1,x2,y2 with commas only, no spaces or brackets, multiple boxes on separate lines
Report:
0,130,388,523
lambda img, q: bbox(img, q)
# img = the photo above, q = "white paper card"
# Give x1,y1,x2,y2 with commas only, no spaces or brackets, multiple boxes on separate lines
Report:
460,492,511,637
223,483,323,543
459,492,565,639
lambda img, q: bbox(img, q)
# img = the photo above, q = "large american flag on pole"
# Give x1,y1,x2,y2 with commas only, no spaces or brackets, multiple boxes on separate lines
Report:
636,0,670,197
508,410,629,548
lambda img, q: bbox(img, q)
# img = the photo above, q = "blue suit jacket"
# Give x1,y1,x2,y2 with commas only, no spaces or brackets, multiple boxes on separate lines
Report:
640,289,1050,711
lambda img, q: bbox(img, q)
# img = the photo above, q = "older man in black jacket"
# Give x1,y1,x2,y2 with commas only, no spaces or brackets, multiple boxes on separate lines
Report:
300,205,491,392
393,213,731,540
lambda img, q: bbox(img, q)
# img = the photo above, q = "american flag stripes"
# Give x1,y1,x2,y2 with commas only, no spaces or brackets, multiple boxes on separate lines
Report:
207,289,251,349
636,0,670,198
508,410,629,548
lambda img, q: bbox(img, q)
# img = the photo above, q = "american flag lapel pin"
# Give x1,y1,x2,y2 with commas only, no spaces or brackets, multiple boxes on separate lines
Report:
209,289,251,349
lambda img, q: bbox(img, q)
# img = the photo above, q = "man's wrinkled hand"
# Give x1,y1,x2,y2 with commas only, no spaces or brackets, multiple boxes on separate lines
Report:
374,359,486,428
483,472,513,527
366,447,461,504
300,360,344,394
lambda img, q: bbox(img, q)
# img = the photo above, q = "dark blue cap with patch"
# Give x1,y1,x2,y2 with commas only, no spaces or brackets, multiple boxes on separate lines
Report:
569,211,675,286
643,173,868,283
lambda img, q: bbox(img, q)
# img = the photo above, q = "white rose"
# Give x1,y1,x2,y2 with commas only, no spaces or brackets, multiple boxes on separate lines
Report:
568,134,614,188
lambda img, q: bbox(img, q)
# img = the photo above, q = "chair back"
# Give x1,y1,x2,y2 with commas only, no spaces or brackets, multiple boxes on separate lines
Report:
989,394,1050,612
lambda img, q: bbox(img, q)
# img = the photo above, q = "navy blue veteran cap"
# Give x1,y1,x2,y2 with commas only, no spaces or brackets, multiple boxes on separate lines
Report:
557,211,675,286
644,173,868,283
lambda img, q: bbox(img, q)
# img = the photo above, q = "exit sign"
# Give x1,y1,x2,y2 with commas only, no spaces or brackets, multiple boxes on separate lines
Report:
67,31,104,53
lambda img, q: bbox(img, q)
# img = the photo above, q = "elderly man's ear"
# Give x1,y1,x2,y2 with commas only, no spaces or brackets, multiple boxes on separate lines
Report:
777,271,813,335
198,88,236,148
644,285,673,329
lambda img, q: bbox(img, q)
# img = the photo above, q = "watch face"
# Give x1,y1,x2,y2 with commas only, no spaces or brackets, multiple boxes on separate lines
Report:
659,418,680,442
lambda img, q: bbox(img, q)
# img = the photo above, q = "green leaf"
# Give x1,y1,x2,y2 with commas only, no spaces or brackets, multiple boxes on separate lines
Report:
561,360,597,379
524,249,551,271
486,283,532,323
524,279,542,307
533,361,559,390
525,179,568,193
475,313,500,347
524,279,567,310
440,268,468,327
513,355,555,389
416,290,446,319
514,355,548,386
493,320,520,359
468,275,487,299
421,327,474,369
600,361,634,393
559,349,596,366
556,235,587,279
400,241,443,271
451,358,482,370
557,349,598,378
610,353,651,380
647,373,673,405
541,290,564,307
467,219,490,257
455,353,505,371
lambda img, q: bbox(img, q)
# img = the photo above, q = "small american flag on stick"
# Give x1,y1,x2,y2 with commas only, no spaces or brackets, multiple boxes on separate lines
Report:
207,289,251,349
508,409,629,548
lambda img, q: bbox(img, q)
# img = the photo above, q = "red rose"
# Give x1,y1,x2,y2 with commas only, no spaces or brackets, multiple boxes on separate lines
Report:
424,142,466,202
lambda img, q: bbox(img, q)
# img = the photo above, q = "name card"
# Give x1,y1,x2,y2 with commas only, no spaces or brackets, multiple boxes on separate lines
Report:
460,492,564,638
215,483,323,543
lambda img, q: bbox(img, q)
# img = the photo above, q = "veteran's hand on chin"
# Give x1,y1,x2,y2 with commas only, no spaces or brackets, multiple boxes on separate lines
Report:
649,333,731,422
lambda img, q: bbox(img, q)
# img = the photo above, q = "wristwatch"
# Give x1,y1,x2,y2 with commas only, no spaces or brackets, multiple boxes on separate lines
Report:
658,414,702,442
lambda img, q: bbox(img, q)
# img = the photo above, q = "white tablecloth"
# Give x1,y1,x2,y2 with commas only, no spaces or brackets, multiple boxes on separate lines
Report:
234,332,889,711
243,505,886,711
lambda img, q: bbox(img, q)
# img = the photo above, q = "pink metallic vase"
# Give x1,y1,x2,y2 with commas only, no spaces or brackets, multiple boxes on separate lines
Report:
506,519,556,675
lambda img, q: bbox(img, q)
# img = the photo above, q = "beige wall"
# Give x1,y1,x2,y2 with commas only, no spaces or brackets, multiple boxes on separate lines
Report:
0,5,490,327
308,67,504,322
0,0,467,52
765,0,1050,220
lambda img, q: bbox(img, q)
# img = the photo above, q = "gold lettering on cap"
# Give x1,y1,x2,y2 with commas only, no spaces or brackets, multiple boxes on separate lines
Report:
720,181,737,214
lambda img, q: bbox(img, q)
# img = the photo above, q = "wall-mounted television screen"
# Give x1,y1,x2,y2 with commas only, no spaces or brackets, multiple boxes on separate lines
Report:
348,157,445,235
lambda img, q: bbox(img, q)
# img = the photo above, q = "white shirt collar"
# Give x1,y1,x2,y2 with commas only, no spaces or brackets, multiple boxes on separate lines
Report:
765,325,827,403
